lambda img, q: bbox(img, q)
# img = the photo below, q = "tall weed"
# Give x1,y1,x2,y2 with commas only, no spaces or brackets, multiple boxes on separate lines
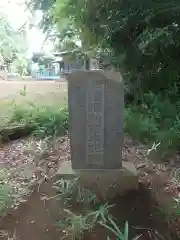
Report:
0,170,12,216
125,92,180,158
124,108,158,142
10,103,68,138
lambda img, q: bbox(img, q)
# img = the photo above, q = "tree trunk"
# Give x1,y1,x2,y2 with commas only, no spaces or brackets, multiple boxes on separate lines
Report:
85,55,90,70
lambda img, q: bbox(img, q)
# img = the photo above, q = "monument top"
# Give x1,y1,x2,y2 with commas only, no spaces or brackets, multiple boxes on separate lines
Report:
68,69,123,83
68,70,124,170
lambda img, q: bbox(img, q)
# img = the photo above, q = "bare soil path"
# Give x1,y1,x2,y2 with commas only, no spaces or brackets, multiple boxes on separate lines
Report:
0,80,67,100
0,136,179,240
0,182,63,240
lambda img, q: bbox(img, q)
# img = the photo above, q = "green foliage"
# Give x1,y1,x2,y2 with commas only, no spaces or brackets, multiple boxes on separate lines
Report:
124,92,180,158
88,202,115,225
0,184,11,215
0,13,27,65
0,170,12,216
102,219,142,240
54,176,133,240
101,219,130,240
125,107,158,142
56,207,133,240
54,178,97,205
20,85,28,96
33,0,180,101
32,52,53,67
54,177,132,239
32,0,180,160
158,198,180,229
56,209,94,239
10,103,68,138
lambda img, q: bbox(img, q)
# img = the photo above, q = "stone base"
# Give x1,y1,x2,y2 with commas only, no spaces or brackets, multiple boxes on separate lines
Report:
57,161,138,200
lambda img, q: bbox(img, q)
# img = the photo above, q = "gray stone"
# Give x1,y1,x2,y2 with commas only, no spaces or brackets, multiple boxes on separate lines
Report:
57,161,138,199
68,70,124,170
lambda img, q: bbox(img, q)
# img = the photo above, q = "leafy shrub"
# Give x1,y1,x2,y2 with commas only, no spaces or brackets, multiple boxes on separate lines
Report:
124,107,158,142
56,207,134,240
143,92,177,125
56,209,94,239
125,92,180,158
54,178,97,205
155,120,180,158
0,172,12,216
0,183,11,215
10,103,69,138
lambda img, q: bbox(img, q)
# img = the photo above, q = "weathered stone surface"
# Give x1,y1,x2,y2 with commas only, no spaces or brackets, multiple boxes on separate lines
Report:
57,161,138,199
68,70,124,170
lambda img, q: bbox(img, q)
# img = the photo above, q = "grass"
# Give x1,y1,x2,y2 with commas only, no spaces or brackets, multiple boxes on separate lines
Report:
57,208,142,240
53,177,173,240
0,183,12,215
0,82,68,216
125,93,180,159
158,193,180,229
10,103,68,138
0,82,179,238
54,178,143,240
0,170,12,216
0,83,179,160
56,205,131,240
58,178,164,240
100,219,130,240
0,82,68,139
1,81,180,160
53,178,97,205
56,209,95,240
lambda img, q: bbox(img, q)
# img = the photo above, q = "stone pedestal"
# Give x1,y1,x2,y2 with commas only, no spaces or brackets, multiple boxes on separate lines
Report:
57,161,138,200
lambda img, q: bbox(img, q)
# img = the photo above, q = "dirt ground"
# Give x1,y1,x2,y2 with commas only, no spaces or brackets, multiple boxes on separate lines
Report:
0,136,179,240
0,79,179,239
0,80,68,127
0,182,174,240
0,80,67,100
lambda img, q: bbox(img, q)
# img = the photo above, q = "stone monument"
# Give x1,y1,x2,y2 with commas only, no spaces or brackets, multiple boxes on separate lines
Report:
68,70,123,169
58,70,138,199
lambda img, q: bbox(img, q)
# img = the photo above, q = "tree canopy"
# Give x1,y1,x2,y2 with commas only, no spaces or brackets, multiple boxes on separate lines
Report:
0,13,28,70
31,0,180,101
32,52,53,67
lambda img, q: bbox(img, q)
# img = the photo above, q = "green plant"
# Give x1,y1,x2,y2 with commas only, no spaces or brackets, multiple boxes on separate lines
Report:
158,205,174,226
124,107,158,142
54,178,78,204
154,127,180,158
54,178,97,205
76,187,97,205
173,198,180,217
56,203,116,240
124,96,180,159
157,200,180,228
10,103,68,138
23,138,50,160
0,170,12,215
20,85,28,96
56,209,94,239
100,217,129,240
0,230,17,240
56,202,141,240
87,202,115,225
171,168,180,184
0,182,12,216
101,217,142,240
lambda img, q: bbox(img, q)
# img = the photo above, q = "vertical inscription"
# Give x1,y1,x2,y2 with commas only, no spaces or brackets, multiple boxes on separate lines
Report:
86,80,104,165
106,82,120,140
